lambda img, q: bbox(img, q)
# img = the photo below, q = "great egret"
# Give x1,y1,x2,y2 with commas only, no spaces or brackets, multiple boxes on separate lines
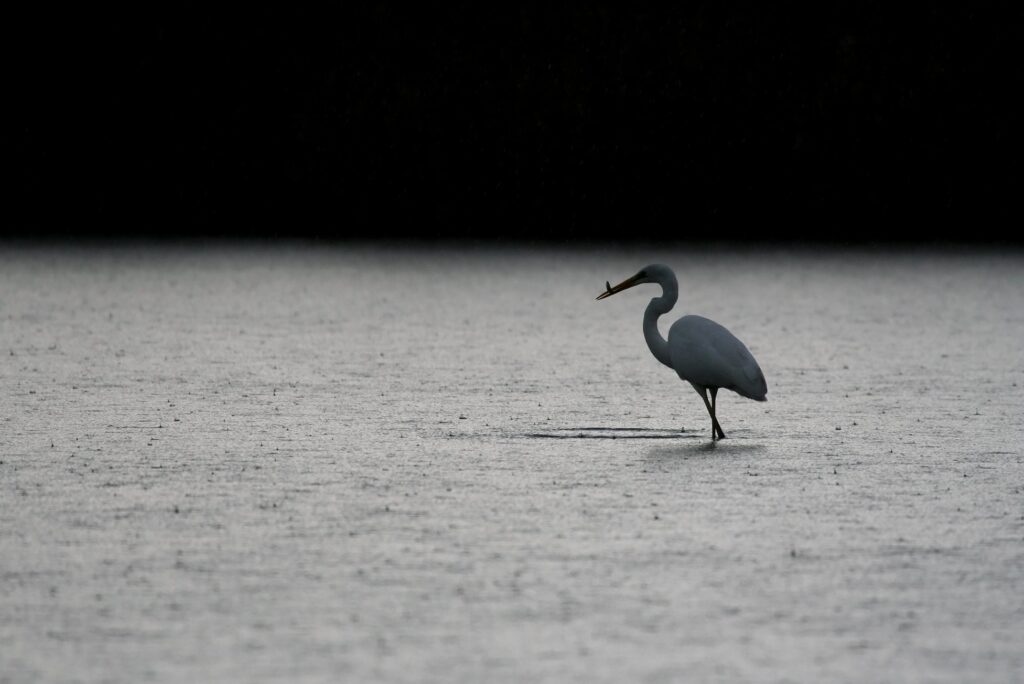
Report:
597,264,767,440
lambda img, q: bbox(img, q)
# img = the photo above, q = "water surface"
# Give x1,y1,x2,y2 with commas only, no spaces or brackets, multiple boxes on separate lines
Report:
1,245,1022,682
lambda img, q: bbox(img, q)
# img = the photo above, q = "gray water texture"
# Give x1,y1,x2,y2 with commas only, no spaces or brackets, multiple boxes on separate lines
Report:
1,245,1022,683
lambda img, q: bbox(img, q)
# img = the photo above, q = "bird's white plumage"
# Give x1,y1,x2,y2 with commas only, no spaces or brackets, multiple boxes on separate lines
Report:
668,315,767,400
597,263,767,439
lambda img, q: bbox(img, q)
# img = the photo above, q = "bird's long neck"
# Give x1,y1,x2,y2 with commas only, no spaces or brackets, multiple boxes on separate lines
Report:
643,277,678,369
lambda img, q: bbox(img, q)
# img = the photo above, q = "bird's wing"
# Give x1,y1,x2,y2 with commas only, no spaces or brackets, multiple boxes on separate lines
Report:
668,316,767,400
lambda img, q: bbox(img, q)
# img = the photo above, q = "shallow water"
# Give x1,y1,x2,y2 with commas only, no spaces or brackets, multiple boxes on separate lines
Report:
1,245,1022,682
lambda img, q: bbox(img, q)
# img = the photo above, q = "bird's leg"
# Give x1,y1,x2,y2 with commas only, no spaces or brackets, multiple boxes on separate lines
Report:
710,388,726,440
694,386,718,441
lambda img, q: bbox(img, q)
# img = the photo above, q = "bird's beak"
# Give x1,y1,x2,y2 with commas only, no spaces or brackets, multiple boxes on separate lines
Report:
596,273,644,300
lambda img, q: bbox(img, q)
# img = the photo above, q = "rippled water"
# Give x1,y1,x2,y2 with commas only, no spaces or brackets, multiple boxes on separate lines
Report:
1,245,1022,682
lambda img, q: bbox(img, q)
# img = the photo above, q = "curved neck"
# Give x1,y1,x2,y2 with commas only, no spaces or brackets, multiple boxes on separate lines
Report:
643,278,677,368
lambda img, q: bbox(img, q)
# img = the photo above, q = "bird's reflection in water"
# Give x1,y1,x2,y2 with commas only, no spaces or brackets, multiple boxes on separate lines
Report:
646,438,766,460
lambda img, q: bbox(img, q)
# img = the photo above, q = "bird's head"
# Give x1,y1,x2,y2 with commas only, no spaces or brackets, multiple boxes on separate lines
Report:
596,264,673,300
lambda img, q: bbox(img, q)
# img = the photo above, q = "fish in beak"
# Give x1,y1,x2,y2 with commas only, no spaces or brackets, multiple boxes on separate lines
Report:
596,272,646,300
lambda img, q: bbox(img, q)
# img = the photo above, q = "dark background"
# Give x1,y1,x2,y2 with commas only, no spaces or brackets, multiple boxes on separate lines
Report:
6,4,1022,243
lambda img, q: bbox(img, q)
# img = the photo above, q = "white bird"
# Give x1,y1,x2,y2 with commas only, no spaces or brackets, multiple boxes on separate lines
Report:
597,264,767,440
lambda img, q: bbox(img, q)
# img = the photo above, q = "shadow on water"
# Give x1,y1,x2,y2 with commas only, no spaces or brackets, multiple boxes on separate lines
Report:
645,438,767,460
525,427,700,440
